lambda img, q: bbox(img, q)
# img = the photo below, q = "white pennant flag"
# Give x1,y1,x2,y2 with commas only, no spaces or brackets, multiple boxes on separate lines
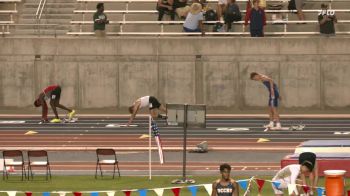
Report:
288,184,298,195
203,184,212,195
153,188,164,196
7,191,17,196
58,192,66,196
106,192,115,196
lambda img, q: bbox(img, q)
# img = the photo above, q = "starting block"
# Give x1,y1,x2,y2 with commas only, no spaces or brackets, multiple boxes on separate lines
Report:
264,124,305,132
105,124,138,128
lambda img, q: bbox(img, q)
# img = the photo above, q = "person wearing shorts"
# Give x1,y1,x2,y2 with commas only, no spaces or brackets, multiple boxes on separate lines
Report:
217,0,227,21
250,72,281,129
272,162,313,196
211,163,239,196
299,152,318,195
34,85,75,123
127,96,167,126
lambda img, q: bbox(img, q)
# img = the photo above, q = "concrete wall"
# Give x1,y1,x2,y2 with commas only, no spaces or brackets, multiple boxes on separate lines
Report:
0,37,350,111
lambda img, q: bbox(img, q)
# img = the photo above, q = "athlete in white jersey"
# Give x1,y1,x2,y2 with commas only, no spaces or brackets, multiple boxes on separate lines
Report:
127,96,167,126
272,162,313,195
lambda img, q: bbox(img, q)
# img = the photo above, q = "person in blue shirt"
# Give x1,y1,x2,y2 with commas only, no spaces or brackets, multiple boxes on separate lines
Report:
244,0,266,37
250,72,281,129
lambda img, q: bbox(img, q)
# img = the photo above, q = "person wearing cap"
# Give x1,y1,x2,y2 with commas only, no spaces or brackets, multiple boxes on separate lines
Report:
183,3,204,34
272,162,314,195
34,85,76,123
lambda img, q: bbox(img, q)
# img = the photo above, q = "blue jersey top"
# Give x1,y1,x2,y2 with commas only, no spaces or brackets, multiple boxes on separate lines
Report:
262,81,279,97
216,181,235,196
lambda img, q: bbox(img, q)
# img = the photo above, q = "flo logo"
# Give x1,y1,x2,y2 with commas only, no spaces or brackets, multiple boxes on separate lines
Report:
318,10,335,16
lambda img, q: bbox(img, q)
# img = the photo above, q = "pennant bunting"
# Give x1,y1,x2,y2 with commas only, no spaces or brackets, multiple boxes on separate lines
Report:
7,191,17,196
256,179,265,192
171,188,181,196
272,181,281,189
43,192,50,196
73,192,82,196
25,192,32,196
107,192,115,196
56,192,67,196
138,189,147,196
288,184,298,195
124,191,132,196
188,186,198,196
347,190,350,196
153,188,164,196
237,180,249,191
302,185,310,193
317,187,324,196
90,193,99,196
203,184,212,195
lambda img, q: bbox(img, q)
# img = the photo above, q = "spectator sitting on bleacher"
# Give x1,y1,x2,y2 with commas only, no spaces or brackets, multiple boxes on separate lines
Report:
295,0,306,21
224,0,241,32
244,0,266,37
216,0,227,21
318,3,337,36
157,0,175,21
93,3,109,37
174,0,190,19
183,3,204,33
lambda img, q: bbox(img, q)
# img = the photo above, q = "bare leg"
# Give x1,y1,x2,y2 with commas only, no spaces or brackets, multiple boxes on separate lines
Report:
268,107,274,122
56,104,72,113
159,105,167,113
297,9,305,20
150,109,159,119
50,100,59,119
217,4,223,19
272,107,280,123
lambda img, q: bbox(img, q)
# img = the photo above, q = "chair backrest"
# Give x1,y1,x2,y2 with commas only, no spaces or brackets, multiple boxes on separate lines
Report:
3,150,23,158
28,150,48,157
96,148,116,156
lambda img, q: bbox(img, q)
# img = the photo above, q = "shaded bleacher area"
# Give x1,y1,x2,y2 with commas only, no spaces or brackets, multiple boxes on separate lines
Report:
68,0,350,36
0,0,20,35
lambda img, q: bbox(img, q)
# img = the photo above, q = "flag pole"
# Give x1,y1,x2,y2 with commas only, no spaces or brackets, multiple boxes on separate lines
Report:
149,115,152,180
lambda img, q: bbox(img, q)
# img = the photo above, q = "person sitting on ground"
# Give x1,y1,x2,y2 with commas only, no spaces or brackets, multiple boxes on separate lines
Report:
127,96,167,126
93,3,109,37
174,0,190,19
244,0,266,37
211,163,239,196
318,3,337,36
272,162,314,196
183,3,204,33
34,85,76,123
157,0,175,21
299,152,318,195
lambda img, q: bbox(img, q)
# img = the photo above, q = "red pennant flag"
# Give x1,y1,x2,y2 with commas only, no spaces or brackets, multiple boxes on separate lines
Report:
347,190,350,196
73,192,82,196
25,192,32,196
302,185,310,193
171,188,181,196
123,191,131,196
256,179,265,192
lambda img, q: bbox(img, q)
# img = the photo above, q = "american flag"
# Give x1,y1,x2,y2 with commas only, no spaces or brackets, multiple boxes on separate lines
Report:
151,120,164,164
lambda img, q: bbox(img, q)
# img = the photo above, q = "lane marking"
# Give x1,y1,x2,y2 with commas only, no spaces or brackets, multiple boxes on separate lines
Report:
0,120,25,124
106,124,138,128
217,128,250,131
334,131,350,135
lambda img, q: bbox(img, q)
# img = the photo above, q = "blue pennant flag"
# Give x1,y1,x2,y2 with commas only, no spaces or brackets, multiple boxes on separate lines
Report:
317,187,325,196
43,192,50,196
237,180,249,191
188,186,198,196
91,192,99,196
151,121,160,136
139,189,147,196
272,181,281,189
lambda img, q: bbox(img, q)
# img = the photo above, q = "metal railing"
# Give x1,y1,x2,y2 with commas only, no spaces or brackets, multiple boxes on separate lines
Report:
36,0,48,35
0,24,59,37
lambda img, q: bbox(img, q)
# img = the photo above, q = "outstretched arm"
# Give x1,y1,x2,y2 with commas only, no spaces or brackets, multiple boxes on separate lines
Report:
127,104,140,126
211,182,217,196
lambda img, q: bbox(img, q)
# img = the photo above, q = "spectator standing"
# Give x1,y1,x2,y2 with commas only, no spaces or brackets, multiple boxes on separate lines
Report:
244,0,266,37
157,0,175,21
183,3,204,33
93,3,109,37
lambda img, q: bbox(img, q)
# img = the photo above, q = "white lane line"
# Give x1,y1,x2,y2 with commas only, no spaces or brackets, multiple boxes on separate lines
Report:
241,167,247,171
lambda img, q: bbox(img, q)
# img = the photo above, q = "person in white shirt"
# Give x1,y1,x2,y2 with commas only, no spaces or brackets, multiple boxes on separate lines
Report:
128,96,167,126
272,162,313,195
183,3,204,33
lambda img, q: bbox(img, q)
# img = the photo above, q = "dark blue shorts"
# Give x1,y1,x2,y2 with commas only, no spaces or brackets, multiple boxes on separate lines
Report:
268,97,279,107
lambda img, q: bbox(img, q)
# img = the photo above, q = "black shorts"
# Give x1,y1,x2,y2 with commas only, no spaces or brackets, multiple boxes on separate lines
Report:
299,152,316,170
149,96,161,110
50,86,61,101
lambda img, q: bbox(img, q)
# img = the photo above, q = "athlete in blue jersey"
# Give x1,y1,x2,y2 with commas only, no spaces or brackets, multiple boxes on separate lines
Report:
250,72,282,129
211,164,239,196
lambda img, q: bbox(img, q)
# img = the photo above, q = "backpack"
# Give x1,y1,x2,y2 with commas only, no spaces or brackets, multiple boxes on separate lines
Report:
225,4,242,22
204,9,218,21
288,0,296,10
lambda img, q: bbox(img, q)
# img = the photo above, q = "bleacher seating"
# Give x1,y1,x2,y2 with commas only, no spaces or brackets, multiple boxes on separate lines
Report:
0,0,20,35
67,0,350,36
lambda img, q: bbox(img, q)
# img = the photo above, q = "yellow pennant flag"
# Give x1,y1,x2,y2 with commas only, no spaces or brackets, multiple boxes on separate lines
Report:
25,131,38,135
257,138,270,143
139,134,151,139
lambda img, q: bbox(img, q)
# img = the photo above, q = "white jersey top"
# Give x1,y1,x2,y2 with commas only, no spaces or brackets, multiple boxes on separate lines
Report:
273,164,301,184
138,96,150,108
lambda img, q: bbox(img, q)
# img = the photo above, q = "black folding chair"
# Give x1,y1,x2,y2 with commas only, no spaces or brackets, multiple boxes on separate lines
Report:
3,150,26,181
27,150,52,180
95,149,120,179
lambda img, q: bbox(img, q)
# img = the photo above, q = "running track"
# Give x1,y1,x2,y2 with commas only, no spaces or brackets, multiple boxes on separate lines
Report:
0,114,349,175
